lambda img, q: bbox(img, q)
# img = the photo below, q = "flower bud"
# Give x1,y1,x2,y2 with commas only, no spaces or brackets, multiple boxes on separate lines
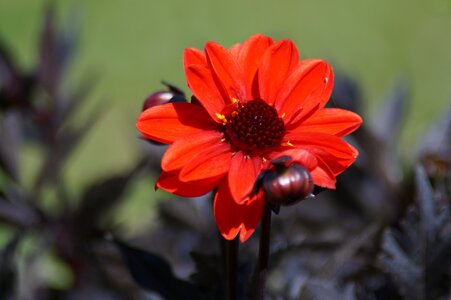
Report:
140,83,188,145
142,91,176,111
262,163,314,206
142,82,187,111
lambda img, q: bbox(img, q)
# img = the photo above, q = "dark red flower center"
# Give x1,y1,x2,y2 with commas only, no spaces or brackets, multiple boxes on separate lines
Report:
224,99,285,153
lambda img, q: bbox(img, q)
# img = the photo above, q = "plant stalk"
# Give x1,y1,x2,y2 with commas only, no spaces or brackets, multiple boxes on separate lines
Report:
253,203,272,300
226,236,239,300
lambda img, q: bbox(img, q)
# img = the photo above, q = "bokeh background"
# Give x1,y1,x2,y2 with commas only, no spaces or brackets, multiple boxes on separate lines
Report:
1,0,450,229
0,0,450,298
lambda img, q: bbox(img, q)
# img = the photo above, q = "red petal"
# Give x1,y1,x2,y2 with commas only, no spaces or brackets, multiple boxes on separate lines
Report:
310,156,336,189
162,130,223,172
179,142,232,181
228,152,262,204
286,132,358,180
275,59,334,126
205,41,247,102
267,148,318,171
214,181,264,242
239,193,265,242
237,34,274,99
186,65,228,122
290,108,363,137
156,171,222,197
316,143,358,176
229,43,241,58
258,40,299,105
214,182,241,240
183,48,207,69
286,132,358,160
136,102,216,144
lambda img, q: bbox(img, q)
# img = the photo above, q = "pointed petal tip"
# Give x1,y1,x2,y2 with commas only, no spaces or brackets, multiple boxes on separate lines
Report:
221,228,241,241
219,225,256,243
314,180,336,190
204,41,247,102
183,47,207,69
239,228,255,243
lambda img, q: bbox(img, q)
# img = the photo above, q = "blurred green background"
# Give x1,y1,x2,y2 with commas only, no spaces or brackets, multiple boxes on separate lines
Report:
1,0,450,232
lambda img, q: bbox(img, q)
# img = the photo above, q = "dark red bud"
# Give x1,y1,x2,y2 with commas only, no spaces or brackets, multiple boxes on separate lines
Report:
262,163,314,206
191,95,201,106
142,91,177,111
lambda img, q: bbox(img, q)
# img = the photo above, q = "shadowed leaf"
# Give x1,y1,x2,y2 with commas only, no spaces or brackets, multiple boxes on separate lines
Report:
0,40,17,88
34,107,103,189
301,280,357,300
0,230,24,299
330,73,362,114
0,39,35,110
71,160,144,236
372,79,409,144
190,252,225,298
56,73,98,128
38,5,78,97
112,236,202,300
0,112,20,180
0,197,39,227
379,166,451,300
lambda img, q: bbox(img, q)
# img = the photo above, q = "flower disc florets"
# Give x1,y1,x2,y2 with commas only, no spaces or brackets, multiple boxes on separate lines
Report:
224,99,285,153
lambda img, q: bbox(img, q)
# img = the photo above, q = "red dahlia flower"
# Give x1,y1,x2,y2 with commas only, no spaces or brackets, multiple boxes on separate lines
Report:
137,34,362,242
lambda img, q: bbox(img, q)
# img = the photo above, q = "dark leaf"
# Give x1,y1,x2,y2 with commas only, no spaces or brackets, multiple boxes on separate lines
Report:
0,39,35,110
319,224,380,278
354,79,409,192
418,108,451,193
71,160,144,236
416,166,436,242
0,197,39,227
354,125,403,193
112,236,202,300
372,79,409,144
161,80,185,96
418,108,451,158
300,280,357,300
380,230,422,298
330,73,363,114
38,5,59,96
379,166,451,300
0,230,24,299
0,39,18,90
38,4,78,97
56,72,98,128
157,194,214,232
190,252,224,296
0,112,20,180
34,108,102,189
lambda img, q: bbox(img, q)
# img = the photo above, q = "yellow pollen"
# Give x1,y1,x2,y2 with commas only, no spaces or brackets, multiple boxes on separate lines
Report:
261,157,267,163
231,111,238,117
216,113,227,124
282,141,294,147
231,97,240,104
281,112,286,118
220,137,226,142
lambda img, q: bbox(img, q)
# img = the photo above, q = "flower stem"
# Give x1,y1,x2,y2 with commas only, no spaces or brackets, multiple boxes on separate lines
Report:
226,236,239,300
253,203,272,300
